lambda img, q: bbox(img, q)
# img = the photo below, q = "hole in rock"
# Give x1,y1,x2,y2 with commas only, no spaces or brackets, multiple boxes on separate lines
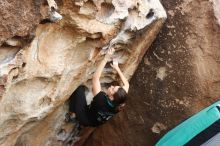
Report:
146,8,154,19
12,74,19,80
96,2,115,19
40,19,53,24
22,62,26,68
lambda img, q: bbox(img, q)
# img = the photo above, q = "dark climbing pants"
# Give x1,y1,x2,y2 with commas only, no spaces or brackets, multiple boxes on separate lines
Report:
69,85,91,126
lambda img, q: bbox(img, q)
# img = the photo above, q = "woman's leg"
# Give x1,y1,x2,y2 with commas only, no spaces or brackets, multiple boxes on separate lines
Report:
68,85,91,126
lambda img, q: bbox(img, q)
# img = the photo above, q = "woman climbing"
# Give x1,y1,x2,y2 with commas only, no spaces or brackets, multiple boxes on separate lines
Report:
65,48,129,127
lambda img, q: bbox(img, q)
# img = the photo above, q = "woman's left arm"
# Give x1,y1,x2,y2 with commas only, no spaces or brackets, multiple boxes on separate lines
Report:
111,60,129,93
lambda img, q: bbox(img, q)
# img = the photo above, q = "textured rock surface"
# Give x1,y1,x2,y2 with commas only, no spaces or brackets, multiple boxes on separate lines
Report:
0,0,166,146
84,0,220,146
0,0,43,45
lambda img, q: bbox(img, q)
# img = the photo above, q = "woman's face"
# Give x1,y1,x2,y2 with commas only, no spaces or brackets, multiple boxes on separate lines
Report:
107,85,120,98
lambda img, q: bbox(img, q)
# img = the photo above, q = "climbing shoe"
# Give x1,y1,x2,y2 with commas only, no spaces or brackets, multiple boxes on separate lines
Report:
65,113,77,123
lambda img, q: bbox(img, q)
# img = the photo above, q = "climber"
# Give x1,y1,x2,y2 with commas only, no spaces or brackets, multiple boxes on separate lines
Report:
65,48,129,127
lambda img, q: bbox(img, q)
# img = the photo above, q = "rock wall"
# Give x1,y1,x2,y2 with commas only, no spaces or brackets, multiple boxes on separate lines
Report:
84,0,220,146
0,0,166,146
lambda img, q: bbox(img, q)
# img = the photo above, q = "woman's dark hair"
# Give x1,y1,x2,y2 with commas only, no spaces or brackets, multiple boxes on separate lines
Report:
112,87,127,107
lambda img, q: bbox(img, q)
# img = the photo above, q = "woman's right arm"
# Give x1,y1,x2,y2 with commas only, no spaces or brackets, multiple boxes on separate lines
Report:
92,48,115,96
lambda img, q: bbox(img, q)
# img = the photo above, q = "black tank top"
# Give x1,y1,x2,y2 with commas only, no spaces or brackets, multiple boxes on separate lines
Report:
88,91,117,126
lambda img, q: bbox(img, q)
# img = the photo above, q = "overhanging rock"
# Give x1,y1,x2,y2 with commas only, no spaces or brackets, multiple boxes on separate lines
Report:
0,0,166,145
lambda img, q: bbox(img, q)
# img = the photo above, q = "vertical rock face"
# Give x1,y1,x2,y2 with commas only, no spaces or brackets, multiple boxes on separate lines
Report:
0,0,166,146
188,1,220,100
